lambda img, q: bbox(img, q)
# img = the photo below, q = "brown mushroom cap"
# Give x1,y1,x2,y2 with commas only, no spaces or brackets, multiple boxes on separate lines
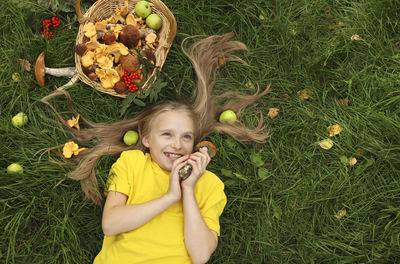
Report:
119,24,140,49
75,43,87,56
103,31,116,45
120,52,140,73
195,141,217,158
35,52,45,87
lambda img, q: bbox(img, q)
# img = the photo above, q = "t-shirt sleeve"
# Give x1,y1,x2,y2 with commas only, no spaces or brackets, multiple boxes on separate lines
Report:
105,151,136,196
200,180,227,236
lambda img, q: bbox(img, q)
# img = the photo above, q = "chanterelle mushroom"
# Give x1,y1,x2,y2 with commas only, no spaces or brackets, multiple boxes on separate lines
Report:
178,141,218,180
95,68,120,89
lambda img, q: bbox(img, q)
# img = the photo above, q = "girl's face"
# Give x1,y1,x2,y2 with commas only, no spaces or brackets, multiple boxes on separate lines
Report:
142,110,195,171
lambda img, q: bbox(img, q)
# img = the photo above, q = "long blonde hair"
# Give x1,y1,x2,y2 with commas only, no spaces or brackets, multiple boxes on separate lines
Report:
41,33,271,206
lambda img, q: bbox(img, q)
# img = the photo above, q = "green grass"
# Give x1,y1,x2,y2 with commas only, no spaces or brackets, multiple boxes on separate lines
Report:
1,0,400,263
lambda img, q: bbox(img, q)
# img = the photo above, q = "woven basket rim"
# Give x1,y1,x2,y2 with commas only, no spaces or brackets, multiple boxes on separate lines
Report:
74,0,177,98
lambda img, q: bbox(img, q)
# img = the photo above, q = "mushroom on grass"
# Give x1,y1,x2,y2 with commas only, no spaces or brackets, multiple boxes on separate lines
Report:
179,141,217,180
35,52,77,88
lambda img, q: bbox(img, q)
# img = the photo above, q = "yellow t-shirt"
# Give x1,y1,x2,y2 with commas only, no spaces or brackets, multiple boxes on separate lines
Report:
93,150,227,264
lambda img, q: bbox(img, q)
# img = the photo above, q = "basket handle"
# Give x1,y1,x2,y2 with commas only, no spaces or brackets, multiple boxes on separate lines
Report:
74,0,85,24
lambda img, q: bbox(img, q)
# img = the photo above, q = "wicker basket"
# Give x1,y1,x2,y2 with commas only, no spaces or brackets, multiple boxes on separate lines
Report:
74,0,177,98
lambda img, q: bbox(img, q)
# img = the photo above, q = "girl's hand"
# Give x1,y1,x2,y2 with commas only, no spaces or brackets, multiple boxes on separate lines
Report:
181,148,210,190
166,155,190,203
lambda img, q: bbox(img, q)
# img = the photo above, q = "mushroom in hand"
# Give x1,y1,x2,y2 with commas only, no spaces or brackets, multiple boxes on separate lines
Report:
179,141,217,180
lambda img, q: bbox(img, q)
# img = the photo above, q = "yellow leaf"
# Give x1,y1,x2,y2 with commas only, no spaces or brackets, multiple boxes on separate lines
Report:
245,81,255,90
335,209,347,219
12,72,21,81
335,98,349,106
297,89,311,100
267,108,279,119
67,115,80,130
328,124,343,137
62,141,79,159
347,157,357,166
319,139,334,150
351,34,363,41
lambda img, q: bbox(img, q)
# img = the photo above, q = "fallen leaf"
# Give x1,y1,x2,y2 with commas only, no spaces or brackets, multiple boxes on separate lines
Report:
347,157,357,166
328,124,343,137
336,98,349,106
12,72,21,81
319,139,334,150
297,89,311,100
245,81,255,90
268,108,279,119
335,209,347,219
67,115,80,130
279,94,291,100
356,148,365,156
351,34,363,41
16,58,31,71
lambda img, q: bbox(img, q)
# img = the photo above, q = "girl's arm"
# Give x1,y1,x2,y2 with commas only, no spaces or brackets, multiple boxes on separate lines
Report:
182,188,218,264
101,191,177,236
102,156,189,236
181,148,218,263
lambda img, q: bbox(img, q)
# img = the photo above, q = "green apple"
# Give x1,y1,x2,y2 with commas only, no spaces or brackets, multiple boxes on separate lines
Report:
146,14,162,30
135,1,152,19
123,130,139,145
219,110,237,124
12,112,28,127
7,163,23,174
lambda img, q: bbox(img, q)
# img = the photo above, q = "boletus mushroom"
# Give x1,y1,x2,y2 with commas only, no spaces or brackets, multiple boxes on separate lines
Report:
119,24,140,49
35,52,77,87
179,141,217,180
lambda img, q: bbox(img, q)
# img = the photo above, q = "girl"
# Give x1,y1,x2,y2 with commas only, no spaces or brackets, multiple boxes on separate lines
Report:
41,33,271,263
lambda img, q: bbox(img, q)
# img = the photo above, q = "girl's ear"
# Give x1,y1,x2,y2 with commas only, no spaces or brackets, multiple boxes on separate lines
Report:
142,135,150,148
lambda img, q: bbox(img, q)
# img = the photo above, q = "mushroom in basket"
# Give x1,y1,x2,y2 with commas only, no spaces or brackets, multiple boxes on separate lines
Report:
179,141,217,180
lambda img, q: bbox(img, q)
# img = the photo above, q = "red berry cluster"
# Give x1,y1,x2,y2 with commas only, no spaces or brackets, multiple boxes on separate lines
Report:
40,16,61,39
122,70,142,92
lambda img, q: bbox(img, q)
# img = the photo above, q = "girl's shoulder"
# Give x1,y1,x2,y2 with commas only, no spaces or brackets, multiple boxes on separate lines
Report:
120,149,147,160
198,170,225,189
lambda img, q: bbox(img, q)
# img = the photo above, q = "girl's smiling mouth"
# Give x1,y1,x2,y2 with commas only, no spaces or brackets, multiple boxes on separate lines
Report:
164,152,184,160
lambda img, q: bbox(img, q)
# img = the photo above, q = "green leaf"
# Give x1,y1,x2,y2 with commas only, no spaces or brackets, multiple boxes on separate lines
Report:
233,172,248,182
258,167,270,180
250,152,264,167
220,169,234,177
354,158,375,176
225,137,237,149
271,199,282,220
120,92,137,117
339,155,348,164
133,98,146,107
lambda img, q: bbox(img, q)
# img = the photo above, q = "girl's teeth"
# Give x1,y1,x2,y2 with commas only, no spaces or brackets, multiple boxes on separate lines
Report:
167,153,181,158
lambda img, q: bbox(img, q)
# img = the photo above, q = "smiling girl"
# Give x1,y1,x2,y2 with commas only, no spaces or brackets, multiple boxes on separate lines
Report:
41,33,271,263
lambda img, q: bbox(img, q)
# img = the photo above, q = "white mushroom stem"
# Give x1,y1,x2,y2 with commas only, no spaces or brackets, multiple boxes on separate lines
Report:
57,73,79,90
45,67,77,77
35,52,78,87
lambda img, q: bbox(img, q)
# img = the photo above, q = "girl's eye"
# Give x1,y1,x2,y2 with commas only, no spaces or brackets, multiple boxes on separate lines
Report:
184,135,192,140
162,132,171,136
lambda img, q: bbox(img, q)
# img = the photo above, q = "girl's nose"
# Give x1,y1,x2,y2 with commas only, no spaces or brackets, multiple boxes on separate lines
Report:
172,138,182,149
